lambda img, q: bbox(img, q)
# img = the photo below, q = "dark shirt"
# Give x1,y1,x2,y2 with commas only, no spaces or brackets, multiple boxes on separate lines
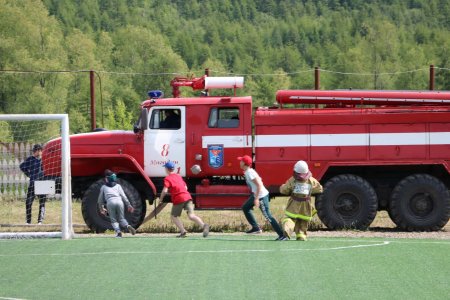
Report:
160,114,181,129
20,156,44,182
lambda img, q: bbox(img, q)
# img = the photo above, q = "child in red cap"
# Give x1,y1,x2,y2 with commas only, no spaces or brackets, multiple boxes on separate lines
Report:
238,155,287,241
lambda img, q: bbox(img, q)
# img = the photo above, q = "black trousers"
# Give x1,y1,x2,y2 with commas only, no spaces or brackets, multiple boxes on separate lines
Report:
25,182,47,224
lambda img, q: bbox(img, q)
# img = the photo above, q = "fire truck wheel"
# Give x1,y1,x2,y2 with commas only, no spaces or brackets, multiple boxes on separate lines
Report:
389,174,450,231
316,174,378,230
81,178,145,233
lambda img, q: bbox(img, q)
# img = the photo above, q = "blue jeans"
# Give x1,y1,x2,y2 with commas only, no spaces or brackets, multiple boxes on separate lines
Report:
242,194,284,237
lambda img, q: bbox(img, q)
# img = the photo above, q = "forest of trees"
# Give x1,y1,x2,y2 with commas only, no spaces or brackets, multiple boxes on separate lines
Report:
0,0,449,133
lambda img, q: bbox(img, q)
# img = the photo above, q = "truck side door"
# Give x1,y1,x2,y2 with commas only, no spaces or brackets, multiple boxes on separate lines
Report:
144,106,186,176
201,104,251,175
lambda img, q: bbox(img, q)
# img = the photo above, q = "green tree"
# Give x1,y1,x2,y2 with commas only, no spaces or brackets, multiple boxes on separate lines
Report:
105,99,134,130
0,0,69,116
0,121,13,142
65,29,102,131
111,26,188,99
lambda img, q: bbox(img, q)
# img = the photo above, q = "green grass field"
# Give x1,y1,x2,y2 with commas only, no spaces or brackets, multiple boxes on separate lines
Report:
0,235,449,300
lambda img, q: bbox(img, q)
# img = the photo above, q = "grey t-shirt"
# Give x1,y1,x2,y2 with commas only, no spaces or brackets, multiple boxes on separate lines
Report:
97,184,131,209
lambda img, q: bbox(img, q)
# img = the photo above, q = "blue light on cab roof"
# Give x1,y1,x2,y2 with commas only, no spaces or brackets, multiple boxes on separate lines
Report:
148,90,164,99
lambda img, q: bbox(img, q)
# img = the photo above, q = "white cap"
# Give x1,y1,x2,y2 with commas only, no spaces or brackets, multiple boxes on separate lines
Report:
294,160,309,174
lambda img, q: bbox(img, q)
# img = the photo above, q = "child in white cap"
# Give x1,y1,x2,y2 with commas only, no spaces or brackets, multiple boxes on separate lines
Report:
280,161,323,241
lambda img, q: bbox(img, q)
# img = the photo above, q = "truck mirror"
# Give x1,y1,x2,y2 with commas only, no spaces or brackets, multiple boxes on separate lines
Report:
133,125,139,134
141,108,149,130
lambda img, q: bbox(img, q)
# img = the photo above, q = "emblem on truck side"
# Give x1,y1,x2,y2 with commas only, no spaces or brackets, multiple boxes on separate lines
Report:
208,144,224,168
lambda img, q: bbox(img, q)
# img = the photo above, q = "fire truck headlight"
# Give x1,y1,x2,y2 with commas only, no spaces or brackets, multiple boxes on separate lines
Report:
191,165,202,175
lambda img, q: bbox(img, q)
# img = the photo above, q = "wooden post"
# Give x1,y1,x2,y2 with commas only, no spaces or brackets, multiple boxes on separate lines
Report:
315,67,320,90
314,67,320,108
429,65,435,90
90,70,96,131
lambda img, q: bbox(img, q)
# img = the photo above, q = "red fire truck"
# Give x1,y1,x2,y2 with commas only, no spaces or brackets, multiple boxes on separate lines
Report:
43,76,450,232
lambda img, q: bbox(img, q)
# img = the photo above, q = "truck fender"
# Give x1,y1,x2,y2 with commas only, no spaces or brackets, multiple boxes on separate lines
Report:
72,153,157,196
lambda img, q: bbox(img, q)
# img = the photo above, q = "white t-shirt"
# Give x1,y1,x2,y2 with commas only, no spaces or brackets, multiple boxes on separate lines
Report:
244,168,269,199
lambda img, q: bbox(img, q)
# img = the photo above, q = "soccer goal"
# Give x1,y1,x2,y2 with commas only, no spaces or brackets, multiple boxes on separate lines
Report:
0,114,72,239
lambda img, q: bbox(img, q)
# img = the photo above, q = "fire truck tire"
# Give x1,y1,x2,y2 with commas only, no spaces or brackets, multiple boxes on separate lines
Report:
389,174,450,231
316,174,378,230
81,178,145,233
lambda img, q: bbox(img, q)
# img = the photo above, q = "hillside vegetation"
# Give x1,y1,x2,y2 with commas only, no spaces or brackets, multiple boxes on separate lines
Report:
0,0,449,132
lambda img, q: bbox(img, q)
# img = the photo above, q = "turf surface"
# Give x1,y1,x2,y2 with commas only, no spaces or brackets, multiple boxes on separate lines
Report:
0,235,449,299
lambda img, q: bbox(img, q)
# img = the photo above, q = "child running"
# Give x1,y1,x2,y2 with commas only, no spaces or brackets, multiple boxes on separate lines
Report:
160,161,209,238
238,155,287,241
98,169,136,237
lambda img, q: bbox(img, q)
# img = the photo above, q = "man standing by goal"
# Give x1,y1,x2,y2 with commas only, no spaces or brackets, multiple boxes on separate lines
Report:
20,144,46,224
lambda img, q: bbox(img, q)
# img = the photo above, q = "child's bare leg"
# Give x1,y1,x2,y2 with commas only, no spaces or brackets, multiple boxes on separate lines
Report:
187,213,204,227
171,215,186,233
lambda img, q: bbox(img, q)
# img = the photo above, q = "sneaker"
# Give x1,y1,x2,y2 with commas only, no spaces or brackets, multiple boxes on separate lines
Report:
115,231,123,238
246,227,262,234
202,224,210,238
176,232,187,238
127,225,136,235
275,236,289,241
37,222,42,225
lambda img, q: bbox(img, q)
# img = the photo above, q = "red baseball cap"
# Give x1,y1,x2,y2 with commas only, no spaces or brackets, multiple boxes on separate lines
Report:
237,155,252,166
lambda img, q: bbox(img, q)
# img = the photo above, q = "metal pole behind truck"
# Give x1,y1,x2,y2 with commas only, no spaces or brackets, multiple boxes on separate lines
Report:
429,65,435,90
90,70,96,131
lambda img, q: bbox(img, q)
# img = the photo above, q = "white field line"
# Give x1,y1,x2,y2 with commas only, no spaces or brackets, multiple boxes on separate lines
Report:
311,238,450,245
0,241,390,257
0,297,28,300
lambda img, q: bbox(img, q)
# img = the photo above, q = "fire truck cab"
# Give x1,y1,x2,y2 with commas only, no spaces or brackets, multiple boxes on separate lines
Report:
139,95,252,179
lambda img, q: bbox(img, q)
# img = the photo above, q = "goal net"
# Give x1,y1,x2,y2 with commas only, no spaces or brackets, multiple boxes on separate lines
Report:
0,114,72,239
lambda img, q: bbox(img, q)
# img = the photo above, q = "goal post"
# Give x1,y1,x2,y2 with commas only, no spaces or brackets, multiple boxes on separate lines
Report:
0,114,72,240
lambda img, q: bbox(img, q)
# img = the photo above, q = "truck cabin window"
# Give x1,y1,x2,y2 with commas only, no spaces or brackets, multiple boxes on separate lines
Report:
208,108,240,128
150,109,181,130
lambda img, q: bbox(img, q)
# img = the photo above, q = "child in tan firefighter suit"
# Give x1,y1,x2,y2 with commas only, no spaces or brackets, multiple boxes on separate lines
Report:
280,160,323,241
